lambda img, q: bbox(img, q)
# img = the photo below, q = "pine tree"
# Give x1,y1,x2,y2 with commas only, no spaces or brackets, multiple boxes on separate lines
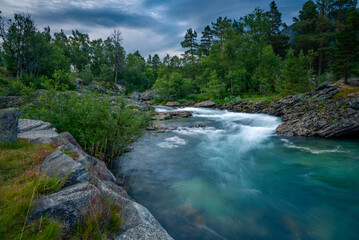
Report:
211,17,232,42
282,49,297,95
200,25,213,56
334,9,359,83
266,1,290,57
181,28,198,65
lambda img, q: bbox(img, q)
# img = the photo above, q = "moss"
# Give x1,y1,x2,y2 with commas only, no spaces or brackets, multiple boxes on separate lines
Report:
333,84,359,100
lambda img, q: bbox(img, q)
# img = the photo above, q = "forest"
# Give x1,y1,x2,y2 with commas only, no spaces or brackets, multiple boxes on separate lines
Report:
0,0,358,100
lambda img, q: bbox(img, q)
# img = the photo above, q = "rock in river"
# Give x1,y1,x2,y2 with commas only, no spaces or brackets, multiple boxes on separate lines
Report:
194,100,216,108
152,111,192,120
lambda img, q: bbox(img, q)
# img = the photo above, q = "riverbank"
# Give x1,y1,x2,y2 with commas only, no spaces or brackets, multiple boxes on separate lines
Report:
0,108,173,239
153,80,359,138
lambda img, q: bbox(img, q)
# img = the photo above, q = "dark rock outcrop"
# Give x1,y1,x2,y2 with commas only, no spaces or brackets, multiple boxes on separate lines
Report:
222,82,359,138
152,111,192,120
0,108,20,142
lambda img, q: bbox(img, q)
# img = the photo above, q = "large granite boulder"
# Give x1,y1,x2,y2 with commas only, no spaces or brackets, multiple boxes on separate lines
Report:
30,183,100,230
0,108,20,142
102,182,173,240
40,150,92,187
195,100,216,108
58,143,116,182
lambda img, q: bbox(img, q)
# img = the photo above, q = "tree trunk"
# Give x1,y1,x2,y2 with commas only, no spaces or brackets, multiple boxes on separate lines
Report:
344,53,350,84
318,51,323,77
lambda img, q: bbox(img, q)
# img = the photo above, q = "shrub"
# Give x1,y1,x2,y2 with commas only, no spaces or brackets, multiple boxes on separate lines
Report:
23,90,149,160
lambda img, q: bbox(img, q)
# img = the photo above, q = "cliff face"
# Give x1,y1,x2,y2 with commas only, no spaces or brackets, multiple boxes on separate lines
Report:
219,81,359,138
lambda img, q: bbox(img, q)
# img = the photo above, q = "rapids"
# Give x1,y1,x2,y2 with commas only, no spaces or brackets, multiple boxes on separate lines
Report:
113,106,359,240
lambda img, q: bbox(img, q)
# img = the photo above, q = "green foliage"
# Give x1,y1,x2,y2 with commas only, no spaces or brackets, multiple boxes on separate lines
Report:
41,70,76,91
79,65,94,85
23,90,148,159
153,72,192,99
124,53,148,92
0,140,64,240
201,70,226,99
252,45,281,93
224,95,242,105
281,49,313,95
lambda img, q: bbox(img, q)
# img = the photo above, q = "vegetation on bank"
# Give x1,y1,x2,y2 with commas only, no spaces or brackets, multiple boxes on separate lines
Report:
22,87,150,160
0,140,123,239
0,141,63,239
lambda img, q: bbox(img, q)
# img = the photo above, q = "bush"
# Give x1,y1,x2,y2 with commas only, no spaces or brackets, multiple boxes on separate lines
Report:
23,90,149,160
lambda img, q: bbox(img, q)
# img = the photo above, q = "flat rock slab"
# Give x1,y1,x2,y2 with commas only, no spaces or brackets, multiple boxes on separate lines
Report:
18,119,59,140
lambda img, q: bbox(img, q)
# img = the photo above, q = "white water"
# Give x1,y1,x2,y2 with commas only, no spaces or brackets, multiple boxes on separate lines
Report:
117,106,359,240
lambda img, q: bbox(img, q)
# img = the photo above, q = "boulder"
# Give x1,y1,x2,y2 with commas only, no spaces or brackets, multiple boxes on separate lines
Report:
30,183,100,230
129,92,141,101
194,100,216,108
102,183,173,240
41,150,92,187
140,90,155,101
0,108,20,143
58,143,116,182
152,111,192,121
165,101,181,107
18,119,59,141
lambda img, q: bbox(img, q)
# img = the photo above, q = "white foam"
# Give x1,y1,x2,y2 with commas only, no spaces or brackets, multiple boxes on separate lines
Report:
174,127,225,136
281,139,349,154
157,136,188,148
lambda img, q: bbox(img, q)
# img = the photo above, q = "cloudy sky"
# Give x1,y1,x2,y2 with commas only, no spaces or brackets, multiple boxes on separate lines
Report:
0,0,310,58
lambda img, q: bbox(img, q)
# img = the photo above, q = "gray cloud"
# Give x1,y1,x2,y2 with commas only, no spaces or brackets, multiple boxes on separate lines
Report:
1,0,312,58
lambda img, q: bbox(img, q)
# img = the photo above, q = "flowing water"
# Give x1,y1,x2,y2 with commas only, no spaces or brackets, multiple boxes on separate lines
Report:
113,106,359,240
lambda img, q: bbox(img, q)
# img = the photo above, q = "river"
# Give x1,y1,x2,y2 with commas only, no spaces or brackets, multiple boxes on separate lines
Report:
113,106,359,240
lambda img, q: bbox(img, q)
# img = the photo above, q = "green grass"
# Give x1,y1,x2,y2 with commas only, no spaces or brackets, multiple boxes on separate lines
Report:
0,140,123,240
71,199,122,240
0,140,64,240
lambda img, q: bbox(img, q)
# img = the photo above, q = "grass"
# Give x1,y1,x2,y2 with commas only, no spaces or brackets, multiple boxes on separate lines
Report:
333,83,359,100
71,198,122,240
0,140,64,240
0,140,123,240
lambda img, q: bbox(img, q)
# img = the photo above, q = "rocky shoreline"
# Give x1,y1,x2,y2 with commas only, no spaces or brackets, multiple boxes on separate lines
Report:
0,108,173,240
151,81,359,138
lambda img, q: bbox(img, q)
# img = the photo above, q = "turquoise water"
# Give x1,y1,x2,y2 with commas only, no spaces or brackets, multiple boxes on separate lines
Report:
114,106,359,240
